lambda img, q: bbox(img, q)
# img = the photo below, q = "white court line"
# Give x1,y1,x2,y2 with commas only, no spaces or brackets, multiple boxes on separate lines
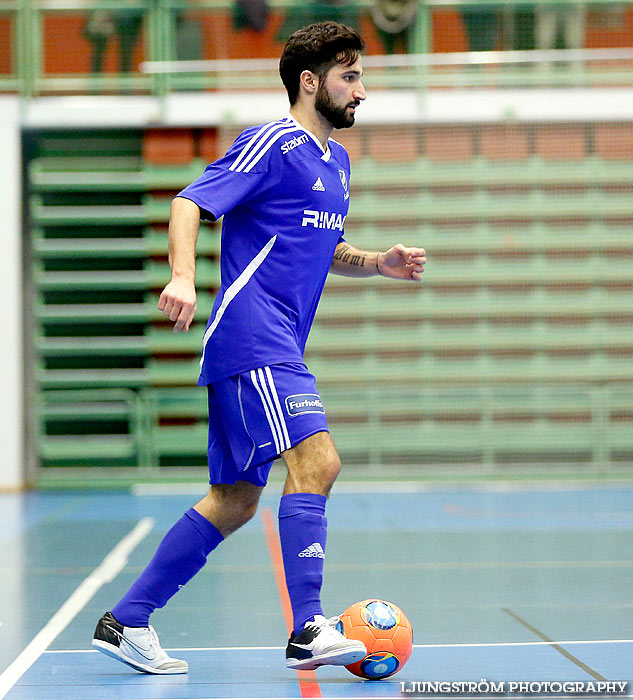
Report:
132,480,633,496
43,638,633,654
413,639,633,649
168,639,633,651
0,517,154,700
69,697,633,700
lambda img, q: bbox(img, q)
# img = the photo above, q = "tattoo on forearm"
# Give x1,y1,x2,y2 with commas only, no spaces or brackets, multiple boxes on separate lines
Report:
333,244,366,267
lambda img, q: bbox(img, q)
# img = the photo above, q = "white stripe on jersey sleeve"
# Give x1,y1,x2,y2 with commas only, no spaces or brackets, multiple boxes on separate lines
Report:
237,126,298,174
251,368,282,455
229,118,290,172
200,234,276,367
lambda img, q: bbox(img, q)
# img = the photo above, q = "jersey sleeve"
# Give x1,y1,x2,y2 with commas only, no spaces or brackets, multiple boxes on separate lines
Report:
176,127,282,221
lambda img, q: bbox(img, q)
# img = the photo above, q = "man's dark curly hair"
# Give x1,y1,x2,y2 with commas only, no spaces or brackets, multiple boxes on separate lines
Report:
279,21,365,105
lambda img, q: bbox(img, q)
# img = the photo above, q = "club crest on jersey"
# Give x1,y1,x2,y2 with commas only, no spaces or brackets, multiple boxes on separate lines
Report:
281,134,309,154
339,169,350,200
302,210,346,231
285,394,325,416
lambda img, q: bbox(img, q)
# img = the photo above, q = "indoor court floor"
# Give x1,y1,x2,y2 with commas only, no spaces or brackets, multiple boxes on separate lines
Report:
1,481,632,699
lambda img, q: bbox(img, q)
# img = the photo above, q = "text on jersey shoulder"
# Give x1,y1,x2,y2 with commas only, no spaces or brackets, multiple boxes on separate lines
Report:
281,134,309,154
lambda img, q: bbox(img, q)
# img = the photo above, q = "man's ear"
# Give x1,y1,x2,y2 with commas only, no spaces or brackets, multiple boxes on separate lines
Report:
298,69,319,97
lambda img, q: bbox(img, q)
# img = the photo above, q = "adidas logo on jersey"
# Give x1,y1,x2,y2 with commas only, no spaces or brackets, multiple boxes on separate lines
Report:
298,542,325,558
312,177,326,191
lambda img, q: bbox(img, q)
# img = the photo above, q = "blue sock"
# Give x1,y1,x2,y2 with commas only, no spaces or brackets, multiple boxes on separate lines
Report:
278,493,327,635
111,508,223,627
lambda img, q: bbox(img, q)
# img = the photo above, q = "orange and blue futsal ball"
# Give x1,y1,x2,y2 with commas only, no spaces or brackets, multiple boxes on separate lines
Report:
336,599,413,679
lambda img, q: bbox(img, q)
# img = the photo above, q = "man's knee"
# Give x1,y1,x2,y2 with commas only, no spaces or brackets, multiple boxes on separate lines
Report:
195,481,263,535
282,431,342,496
321,451,341,488
216,482,261,522
231,490,260,524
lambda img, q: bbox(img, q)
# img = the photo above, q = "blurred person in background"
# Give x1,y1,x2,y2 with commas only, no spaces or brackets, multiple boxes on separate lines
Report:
84,8,143,73
233,0,270,32
277,0,360,42
459,2,501,52
535,2,585,54
511,6,536,51
175,7,203,61
371,0,418,54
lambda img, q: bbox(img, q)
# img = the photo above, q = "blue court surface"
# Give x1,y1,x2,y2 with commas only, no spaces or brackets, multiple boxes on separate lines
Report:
1,483,632,699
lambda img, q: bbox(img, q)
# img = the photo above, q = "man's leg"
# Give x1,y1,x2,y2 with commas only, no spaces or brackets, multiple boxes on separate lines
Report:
279,431,340,633
536,7,557,50
111,481,262,626
279,431,366,669
564,6,585,50
93,481,263,673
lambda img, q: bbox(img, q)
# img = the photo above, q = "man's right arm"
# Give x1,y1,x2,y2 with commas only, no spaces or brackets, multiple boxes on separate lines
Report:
157,196,202,332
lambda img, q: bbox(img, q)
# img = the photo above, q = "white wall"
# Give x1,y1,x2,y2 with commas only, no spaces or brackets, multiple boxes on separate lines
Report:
0,96,23,490
23,88,633,128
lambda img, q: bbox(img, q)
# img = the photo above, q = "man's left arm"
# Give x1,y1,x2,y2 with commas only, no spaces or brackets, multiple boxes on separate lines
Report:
330,241,426,281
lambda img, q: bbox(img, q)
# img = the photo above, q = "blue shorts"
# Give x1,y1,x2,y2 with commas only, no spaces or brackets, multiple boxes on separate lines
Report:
206,362,329,487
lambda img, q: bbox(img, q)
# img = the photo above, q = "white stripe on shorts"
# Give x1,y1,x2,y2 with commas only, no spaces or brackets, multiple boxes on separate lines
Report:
263,366,291,450
250,369,281,455
256,367,291,453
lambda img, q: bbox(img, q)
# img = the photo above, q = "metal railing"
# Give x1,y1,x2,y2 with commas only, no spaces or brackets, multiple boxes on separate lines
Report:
2,0,633,96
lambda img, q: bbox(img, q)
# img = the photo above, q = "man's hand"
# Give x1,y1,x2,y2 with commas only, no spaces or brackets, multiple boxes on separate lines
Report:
377,245,426,281
158,277,197,332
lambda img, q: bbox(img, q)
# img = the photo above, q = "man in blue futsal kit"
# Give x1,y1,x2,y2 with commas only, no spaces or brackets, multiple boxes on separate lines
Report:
92,21,426,674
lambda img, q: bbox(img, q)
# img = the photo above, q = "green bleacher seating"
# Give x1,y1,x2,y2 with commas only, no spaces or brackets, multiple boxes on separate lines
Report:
313,384,633,466
349,157,633,187
29,124,633,473
305,355,633,386
142,388,208,466
38,389,148,467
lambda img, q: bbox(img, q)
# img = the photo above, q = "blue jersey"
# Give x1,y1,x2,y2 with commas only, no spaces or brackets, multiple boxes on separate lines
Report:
177,116,351,384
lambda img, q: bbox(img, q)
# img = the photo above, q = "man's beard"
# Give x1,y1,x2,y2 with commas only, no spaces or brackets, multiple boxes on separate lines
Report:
315,83,357,130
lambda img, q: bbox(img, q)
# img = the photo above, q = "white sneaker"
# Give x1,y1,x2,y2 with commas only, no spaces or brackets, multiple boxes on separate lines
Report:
92,612,188,674
286,614,366,670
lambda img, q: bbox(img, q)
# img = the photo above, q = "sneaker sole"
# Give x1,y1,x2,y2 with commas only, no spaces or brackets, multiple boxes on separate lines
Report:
286,644,366,671
92,639,188,675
